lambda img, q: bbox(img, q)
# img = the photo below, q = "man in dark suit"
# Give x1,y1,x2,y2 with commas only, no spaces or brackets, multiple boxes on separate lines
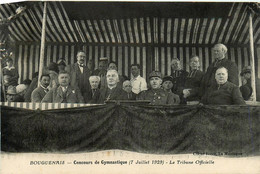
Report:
42,71,84,103
98,70,128,103
31,74,50,103
201,43,239,95
201,67,245,105
122,80,137,100
66,50,91,96
84,75,101,104
178,55,204,102
170,58,188,95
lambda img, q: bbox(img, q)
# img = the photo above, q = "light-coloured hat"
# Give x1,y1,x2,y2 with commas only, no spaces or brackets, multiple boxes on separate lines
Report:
16,84,27,94
7,86,17,95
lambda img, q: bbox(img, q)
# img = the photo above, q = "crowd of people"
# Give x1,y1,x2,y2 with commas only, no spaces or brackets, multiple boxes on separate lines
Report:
1,43,255,105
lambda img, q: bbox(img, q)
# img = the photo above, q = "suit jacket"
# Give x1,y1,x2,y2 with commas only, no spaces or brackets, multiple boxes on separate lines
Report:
138,88,180,105
171,70,189,95
67,63,91,95
126,92,137,100
41,85,84,103
201,81,245,105
31,86,48,103
24,77,38,102
98,85,128,103
178,70,204,101
201,58,239,94
84,88,101,104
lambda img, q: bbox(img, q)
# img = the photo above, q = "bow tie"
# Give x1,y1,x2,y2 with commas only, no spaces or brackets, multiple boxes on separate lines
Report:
79,64,84,67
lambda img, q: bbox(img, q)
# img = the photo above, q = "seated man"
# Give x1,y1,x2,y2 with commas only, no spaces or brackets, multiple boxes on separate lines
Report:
84,75,101,104
138,71,179,105
31,74,50,103
107,61,125,88
122,80,137,100
201,67,245,105
15,84,28,102
98,69,128,103
162,76,180,104
42,71,84,103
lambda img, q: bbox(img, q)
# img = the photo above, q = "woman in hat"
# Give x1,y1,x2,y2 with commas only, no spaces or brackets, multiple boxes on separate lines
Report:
240,66,253,100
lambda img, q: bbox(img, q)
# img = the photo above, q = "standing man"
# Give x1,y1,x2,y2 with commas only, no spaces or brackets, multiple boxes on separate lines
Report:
138,71,179,105
130,64,147,94
42,71,84,103
201,67,245,105
67,50,91,96
178,55,204,102
31,74,50,102
84,75,101,104
98,70,128,103
170,58,188,95
201,43,239,93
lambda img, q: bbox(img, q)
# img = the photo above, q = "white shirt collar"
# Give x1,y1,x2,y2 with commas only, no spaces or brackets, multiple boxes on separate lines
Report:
131,75,141,80
40,85,48,90
4,66,15,70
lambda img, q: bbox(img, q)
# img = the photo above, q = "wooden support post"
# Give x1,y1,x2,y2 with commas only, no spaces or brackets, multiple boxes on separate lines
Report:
0,57,6,101
38,2,47,87
249,13,257,103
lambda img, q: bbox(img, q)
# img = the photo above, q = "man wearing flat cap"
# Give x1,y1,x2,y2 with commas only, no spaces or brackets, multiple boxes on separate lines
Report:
138,71,179,105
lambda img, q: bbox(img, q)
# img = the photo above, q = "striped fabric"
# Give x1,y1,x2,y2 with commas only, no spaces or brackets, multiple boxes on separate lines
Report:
0,2,259,84
0,102,102,110
15,44,253,86
1,2,259,45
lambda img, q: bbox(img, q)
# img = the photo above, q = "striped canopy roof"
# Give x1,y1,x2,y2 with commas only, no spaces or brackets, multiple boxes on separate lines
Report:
0,2,260,46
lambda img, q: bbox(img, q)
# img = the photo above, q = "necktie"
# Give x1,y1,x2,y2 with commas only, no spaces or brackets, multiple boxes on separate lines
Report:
92,89,96,97
62,88,67,103
44,88,49,93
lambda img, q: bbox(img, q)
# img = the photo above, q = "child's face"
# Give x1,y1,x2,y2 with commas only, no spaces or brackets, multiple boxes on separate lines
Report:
162,81,173,90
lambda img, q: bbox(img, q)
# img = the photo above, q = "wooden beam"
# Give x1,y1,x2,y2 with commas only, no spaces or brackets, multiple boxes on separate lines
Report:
249,12,256,103
38,2,48,87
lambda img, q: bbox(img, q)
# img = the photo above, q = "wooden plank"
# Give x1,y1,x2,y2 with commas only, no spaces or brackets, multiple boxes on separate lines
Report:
198,18,208,44
146,17,152,43
160,18,165,43
166,18,172,44
113,19,122,43
133,18,140,43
